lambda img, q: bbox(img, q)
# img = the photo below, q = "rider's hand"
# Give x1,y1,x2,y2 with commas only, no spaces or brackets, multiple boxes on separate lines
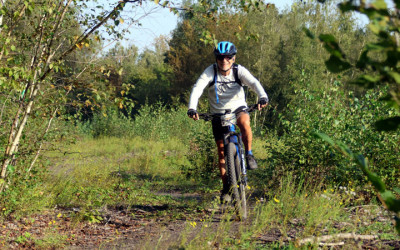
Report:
257,97,269,110
187,109,199,120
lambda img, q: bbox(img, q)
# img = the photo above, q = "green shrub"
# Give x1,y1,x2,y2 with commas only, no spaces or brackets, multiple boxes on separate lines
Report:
79,107,134,138
262,79,399,189
131,103,193,141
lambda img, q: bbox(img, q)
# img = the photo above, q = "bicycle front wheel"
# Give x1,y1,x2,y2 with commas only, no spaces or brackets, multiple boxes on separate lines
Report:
226,142,247,220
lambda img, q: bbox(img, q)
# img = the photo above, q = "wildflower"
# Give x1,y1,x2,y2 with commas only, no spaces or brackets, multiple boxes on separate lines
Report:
246,185,251,190
190,221,197,228
273,196,280,203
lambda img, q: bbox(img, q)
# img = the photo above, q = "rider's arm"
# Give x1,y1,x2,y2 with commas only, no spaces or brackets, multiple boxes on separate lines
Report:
238,65,269,102
188,65,214,111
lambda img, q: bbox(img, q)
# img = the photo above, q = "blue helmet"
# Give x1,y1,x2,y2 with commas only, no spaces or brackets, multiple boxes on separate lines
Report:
214,41,237,56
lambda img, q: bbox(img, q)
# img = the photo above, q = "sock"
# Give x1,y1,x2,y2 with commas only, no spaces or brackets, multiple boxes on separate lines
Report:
246,150,253,156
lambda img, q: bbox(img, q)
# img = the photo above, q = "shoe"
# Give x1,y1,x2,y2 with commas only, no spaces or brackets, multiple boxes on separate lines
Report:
220,188,232,204
246,154,258,170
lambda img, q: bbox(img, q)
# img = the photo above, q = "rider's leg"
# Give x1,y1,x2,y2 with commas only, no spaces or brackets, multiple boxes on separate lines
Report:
237,112,258,170
216,139,227,186
216,139,231,203
237,112,252,152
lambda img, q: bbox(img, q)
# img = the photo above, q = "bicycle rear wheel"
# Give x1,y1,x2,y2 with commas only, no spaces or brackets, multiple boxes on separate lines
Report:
226,142,247,220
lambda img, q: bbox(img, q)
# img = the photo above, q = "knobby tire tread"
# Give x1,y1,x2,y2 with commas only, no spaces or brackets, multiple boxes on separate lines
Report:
226,142,246,220
235,153,247,220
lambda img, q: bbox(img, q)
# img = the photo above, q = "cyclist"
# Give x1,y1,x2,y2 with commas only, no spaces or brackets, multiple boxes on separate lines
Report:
187,41,268,203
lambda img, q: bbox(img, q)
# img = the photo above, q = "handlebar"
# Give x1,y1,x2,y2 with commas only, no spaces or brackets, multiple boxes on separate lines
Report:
198,104,259,121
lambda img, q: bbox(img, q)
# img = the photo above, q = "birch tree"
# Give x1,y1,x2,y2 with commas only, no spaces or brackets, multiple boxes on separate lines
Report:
0,0,161,191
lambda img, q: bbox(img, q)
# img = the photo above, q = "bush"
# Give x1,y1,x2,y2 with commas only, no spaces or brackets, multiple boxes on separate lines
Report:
262,79,399,189
79,107,134,138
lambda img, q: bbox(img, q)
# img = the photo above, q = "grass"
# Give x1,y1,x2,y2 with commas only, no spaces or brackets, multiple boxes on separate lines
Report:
174,183,397,249
43,136,196,211
1,106,398,248
1,132,398,248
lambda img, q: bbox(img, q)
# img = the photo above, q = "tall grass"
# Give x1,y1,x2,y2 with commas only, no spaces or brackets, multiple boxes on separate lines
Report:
45,136,193,210
170,175,351,249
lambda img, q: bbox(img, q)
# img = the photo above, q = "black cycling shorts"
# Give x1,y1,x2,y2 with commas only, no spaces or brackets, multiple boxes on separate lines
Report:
211,109,248,141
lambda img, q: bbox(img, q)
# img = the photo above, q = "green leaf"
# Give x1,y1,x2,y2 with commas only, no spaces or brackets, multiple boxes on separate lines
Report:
388,71,400,84
368,22,381,34
7,165,15,173
319,34,336,43
303,27,315,39
380,190,400,213
338,2,357,12
319,34,345,58
352,74,380,88
365,170,386,192
371,0,387,10
375,116,400,131
356,50,369,69
325,55,352,73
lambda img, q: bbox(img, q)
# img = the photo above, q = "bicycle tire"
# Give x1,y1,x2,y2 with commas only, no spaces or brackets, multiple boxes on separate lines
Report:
235,148,247,220
226,142,247,220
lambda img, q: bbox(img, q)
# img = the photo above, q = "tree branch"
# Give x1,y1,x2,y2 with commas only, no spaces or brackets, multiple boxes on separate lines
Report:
298,233,378,245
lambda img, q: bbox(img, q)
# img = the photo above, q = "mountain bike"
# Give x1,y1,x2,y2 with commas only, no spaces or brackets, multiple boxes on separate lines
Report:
199,104,257,220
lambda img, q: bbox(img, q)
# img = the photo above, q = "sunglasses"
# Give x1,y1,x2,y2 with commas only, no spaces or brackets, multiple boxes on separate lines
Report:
216,55,234,61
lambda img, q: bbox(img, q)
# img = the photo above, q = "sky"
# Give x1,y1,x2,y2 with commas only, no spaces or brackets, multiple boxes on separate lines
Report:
112,0,393,52
116,0,295,52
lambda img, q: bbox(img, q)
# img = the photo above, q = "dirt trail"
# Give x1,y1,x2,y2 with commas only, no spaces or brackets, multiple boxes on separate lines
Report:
1,192,400,249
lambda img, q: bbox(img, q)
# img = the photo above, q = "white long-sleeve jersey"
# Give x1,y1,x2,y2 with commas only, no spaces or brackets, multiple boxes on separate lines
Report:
188,64,268,114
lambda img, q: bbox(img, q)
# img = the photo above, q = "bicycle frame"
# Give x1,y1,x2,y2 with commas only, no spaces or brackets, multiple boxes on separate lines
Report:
223,120,247,186
198,104,257,219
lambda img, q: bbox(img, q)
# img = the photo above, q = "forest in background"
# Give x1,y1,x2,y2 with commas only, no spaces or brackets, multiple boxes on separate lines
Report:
0,0,399,247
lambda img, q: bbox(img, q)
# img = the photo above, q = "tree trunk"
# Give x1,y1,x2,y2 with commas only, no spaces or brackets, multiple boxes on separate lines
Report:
0,81,41,191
